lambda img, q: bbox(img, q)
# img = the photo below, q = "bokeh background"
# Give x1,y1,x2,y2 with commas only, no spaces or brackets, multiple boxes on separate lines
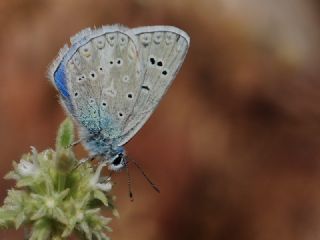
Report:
1,0,320,239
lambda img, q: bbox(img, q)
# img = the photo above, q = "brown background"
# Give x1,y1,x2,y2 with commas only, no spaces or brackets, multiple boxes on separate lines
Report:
1,0,320,239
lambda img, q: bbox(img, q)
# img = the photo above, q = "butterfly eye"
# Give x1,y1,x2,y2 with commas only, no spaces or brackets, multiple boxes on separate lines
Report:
113,156,121,165
74,91,79,97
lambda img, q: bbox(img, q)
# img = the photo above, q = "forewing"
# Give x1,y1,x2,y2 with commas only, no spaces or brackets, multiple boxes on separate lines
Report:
50,26,143,139
118,26,190,145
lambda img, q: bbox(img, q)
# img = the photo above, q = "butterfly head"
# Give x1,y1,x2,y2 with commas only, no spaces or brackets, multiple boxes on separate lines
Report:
108,148,127,171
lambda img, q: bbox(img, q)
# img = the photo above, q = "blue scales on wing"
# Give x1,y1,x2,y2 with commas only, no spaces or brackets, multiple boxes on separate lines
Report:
49,26,144,145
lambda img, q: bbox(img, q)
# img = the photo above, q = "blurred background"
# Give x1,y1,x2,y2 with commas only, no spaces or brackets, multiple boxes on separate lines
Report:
1,0,320,239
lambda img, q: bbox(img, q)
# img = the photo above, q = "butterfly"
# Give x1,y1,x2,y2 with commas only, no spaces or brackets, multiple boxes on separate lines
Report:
49,25,189,186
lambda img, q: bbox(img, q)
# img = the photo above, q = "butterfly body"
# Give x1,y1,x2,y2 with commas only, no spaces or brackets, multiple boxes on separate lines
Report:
49,25,189,171
80,129,126,171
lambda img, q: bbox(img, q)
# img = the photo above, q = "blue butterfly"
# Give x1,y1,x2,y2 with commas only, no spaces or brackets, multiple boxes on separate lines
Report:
49,25,189,195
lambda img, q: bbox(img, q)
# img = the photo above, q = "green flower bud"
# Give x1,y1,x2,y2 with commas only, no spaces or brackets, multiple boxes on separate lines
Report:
0,118,116,239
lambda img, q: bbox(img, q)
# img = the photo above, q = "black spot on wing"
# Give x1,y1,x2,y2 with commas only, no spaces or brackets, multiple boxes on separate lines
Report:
141,85,150,91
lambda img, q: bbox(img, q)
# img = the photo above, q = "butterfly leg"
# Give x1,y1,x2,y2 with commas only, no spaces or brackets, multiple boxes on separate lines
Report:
73,155,97,170
67,138,84,149
67,132,101,149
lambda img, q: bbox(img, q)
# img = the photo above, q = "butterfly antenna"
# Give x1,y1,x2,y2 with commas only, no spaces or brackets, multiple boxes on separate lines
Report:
125,160,134,201
129,159,160,193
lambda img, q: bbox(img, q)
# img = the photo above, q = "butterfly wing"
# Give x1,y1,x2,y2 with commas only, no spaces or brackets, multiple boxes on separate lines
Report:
49,25,144,140
118,26,190,145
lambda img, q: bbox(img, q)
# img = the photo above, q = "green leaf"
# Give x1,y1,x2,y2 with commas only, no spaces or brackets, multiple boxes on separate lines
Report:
55,149,75,174
93,190,108,206
112,209,120,218
79,193,91,208
79,221,92,240
0,209,16,228
4,170,19,180
29,219,52,240
61,225,74,238
57,188,70,201
51,235,64,240
16,176,36,188
15,211,26,229
31,206,47,221
56,118,74,150
93,231,110,240
52,207,68,225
